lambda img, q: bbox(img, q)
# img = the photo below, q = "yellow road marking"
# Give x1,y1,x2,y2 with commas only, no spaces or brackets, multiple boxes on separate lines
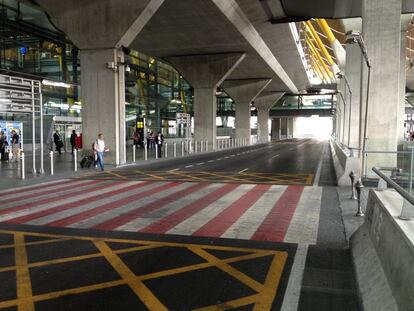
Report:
253,251,288,311
94,240,168,311
0,237,70,250
105,171,128,180
14,233,34,311
134,170,165,180
306,174,314,185
168,170,205,181
200,171,256,184
194,294,260,311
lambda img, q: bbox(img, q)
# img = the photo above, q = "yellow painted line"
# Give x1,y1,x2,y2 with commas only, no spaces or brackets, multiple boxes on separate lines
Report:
105,171,128,180
253,251,288,311
134,170,165,180
306,174,314,185
94,240,168,311
200,171,256,184
14,233,35,311
193,294,260,311
168,171,205,181
190,247,264,293
0,237,70,250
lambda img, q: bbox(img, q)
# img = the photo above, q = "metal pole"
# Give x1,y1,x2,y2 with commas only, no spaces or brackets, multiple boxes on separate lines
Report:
355,179,365,216
74,148,78,172
349,171,356,199
363,138,368,177
189,141,193,154
39,83,44,174
31,81,36,174
205,140,208,152
165,142,168,158
155,144,158,159
361,66,372,177
144,143,148,161
200,140,203,153
194,141,197,153
187,140,190,154
409,147,414,195
50,150,54,175
174,142,177,158
133,145,136,163
181,141,184,156
21,152,25,180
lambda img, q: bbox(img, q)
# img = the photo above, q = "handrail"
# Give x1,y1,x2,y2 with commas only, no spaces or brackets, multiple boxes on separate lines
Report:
372,166,414,207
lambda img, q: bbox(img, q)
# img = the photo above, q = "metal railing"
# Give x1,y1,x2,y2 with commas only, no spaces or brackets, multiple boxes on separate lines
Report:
372,166,414,220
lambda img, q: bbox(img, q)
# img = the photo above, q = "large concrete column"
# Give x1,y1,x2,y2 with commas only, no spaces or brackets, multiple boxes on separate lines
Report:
361,0,402,172
222,79,272,143
271,118,281,141
36,0,165,165
254,93,284,144
288,118,294,138
166,53,245,149
281,118,288,139
344,42,362,148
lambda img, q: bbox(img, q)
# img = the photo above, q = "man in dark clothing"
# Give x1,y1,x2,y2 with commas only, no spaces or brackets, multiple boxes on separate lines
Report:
53,130,63,155
11,130,19,162
0,131,5,161
155,132,164,157
70,130,77,154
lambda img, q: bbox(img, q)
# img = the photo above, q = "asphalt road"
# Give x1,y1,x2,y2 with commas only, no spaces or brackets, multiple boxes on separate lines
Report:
120,138,326,176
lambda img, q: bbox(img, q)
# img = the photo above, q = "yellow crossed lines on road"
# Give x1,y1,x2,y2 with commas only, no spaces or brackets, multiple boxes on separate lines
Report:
0,229,288,311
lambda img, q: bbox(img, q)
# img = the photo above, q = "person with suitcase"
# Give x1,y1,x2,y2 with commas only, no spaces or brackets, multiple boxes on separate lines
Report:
93,133,109,171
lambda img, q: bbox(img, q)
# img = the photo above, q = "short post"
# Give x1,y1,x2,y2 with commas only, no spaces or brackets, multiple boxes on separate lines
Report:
155,145,159,159
144,143,148,161
132,145,136,163
189,141,193,154
173,142,177,158
194,141,198,153
200,140,203,153
74,149,78,172
165,143,168,158
187,140,190,154
355,179,365,217
20,152,25,180
349,171,356,199
181,141,185,156
205,140,208,152
49,151,54,175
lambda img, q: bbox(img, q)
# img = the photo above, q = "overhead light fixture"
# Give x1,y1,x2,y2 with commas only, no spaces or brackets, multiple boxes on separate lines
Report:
42,80,71,88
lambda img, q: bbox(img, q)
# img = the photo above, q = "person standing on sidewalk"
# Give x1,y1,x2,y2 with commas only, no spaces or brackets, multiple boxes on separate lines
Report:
11,130,19,162
70,130,77,154
93,133,109,171
0,131,5,161
53,130,63,155
155,131,164,157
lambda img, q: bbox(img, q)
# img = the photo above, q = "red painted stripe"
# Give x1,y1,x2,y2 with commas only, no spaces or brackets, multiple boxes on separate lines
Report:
43,181,175,227
0,180,116,216
251,185,304,242
192,184,271,238
92,182,208,231
5,181,152,225
140,183,240,234
1,180,100,204
0,179,77,198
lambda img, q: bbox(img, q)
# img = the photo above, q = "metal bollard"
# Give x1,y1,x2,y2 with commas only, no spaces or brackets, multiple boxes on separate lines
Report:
194,141,198,153
355,179,365,216
200,140,203,153
144,144,148,161
174,142,177,158
349,171,356,199
165,143,168,158
74,148,78,172
155,145,158,159
50,151,54,175
205,140,208,152
133,145,136,163
20,152,25,180
187,140,190,154
189,141,193,154
181,141,185,156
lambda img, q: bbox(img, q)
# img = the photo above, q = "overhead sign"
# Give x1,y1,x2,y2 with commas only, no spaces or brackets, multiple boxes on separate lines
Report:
176,113,190,124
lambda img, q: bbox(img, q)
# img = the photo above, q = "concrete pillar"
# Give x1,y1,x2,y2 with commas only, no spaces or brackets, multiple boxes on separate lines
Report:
344,42,362,148
36,0,165,165
288,118,294,138
361,0,402,172
222,79,272,143
254,93,284,144
166,53,245,150
81,48,126,165
281,118,288,139
271,118,281,140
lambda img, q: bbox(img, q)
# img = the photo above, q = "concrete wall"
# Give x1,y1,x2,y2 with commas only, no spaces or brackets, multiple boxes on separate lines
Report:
330,139,360,185
351,189,414,311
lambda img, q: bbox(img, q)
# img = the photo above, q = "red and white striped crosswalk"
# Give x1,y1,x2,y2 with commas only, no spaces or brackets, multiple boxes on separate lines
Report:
0,179,322,243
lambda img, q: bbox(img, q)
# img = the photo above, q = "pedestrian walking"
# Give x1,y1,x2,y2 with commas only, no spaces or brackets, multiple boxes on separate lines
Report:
0,131,6,161
70,130,77,154
53,130,63,155
155,131,164,157
11,130,19,162
93,133,109,171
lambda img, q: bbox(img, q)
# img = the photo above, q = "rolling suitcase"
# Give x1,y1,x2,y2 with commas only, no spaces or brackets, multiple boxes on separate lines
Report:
80,155,94,168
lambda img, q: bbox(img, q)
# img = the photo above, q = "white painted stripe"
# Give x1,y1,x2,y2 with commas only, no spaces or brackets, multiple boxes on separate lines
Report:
280,244,308,311
221,186,287,240
207,160,214,163
0,180,111,210
0,178,71,196
169,168,179,172
0,181,141,222
238,168,249,174
185,165,194,168
168,184,254,235
313,143,326,186
272,154,280,159
27,181,161,226
72,182,196,229
283,187,322,244
118,183,223,231
197,162,205,166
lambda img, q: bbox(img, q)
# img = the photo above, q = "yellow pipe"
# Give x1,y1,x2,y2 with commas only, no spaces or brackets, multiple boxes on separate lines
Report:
306,21,335,66
310,55,326,83
315,19,336,44
307,37,333,81
311,53,330,83
180,89,188,114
